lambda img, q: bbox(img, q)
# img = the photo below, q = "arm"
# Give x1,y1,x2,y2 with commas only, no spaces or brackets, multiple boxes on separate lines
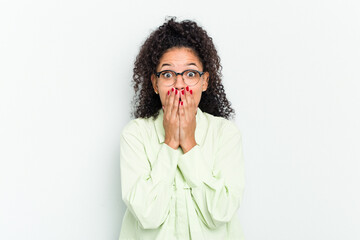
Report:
120,120,180,229
177,121,245,229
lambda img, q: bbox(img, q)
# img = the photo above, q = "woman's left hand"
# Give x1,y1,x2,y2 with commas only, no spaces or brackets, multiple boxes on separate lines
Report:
179,87,197,153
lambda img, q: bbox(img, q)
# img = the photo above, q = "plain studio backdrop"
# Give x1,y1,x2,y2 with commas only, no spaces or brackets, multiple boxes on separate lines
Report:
1,0,359,239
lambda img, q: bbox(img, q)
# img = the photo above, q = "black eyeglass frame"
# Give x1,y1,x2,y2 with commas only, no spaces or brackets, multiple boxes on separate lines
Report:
155,69,205,86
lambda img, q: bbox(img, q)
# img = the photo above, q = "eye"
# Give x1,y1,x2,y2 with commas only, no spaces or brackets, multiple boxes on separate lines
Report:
161,71,173,78
186,71,197,78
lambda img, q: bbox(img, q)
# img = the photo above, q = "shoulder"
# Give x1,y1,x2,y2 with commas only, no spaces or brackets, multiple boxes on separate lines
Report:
121,117,154,138
203,112,242,136
202,113,243,152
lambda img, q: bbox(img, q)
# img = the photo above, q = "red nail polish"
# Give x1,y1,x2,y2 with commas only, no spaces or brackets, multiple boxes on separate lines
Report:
181,90,184,95
190,90,193,95
181,101,183,106
186,86,189,91
175,89,178,94
171,87,174,92
167,91,170,95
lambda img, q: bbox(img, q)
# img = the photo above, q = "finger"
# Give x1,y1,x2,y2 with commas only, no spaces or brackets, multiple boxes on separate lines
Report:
163,89,170,112
189,88,196,114
181,88,189,120
179,98,185,122
171,88,180,120
166,87,175,117
181,88,187,105
176,100,180,120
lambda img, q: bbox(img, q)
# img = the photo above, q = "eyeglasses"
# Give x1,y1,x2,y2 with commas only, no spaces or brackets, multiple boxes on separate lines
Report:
155,69,205,87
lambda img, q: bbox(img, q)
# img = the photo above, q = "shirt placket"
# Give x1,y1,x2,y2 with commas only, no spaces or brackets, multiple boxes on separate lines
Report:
175,167,190,239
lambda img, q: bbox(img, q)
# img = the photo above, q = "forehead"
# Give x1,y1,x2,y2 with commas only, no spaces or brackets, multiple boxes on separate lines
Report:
158,47,203,68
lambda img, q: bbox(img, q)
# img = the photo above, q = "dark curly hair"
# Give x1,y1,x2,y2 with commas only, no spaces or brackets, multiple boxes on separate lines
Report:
130,16,235,120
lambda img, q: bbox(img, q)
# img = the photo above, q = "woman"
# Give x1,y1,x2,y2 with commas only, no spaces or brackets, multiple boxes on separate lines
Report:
119,17,245,240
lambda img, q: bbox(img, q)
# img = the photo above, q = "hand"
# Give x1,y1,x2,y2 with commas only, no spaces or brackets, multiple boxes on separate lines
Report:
163,87,181,150
179,87,197,153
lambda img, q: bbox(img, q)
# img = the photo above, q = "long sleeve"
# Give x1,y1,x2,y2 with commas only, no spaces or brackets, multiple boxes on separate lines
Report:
120,120,180,230
177,120,245,229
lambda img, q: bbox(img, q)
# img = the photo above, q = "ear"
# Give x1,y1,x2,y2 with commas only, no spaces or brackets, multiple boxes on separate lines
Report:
202,72,210,91
151,74,158,93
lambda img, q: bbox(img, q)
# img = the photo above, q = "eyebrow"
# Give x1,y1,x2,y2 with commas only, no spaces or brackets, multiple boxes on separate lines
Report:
159,63,199,70
160,63,172,69
187,63,198,67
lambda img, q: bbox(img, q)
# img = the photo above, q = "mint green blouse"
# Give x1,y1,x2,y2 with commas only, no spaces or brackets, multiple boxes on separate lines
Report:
119,107,245,240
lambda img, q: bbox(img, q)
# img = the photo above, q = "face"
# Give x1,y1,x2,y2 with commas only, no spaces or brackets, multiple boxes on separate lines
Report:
151,47,209,108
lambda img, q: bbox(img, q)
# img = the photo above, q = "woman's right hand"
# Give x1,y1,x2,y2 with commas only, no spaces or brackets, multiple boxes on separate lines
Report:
163,87,181,150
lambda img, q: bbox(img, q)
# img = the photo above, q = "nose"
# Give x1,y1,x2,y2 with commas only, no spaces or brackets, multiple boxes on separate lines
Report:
174,74,186,91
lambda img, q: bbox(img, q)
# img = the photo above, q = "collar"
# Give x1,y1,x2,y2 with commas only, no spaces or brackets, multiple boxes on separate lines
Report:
153,107,208,147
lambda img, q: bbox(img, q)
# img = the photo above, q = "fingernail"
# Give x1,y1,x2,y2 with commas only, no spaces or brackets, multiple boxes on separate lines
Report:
171,87,174,92
181,101,183,106
168,90,170,95
175,89,178,94
190,90,193,95
181,90,184,95
186,86,189,91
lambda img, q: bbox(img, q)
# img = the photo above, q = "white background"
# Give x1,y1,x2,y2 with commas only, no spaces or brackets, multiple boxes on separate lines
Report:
1,0,359,239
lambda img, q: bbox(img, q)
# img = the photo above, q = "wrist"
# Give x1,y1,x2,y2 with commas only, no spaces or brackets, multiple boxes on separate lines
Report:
164,139,179,150
181,138,197,154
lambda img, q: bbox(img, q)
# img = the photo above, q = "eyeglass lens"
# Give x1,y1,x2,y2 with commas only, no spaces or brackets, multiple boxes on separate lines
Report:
159,70,200,86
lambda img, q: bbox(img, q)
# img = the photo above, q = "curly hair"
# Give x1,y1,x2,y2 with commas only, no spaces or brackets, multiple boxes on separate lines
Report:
130,16,235,120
